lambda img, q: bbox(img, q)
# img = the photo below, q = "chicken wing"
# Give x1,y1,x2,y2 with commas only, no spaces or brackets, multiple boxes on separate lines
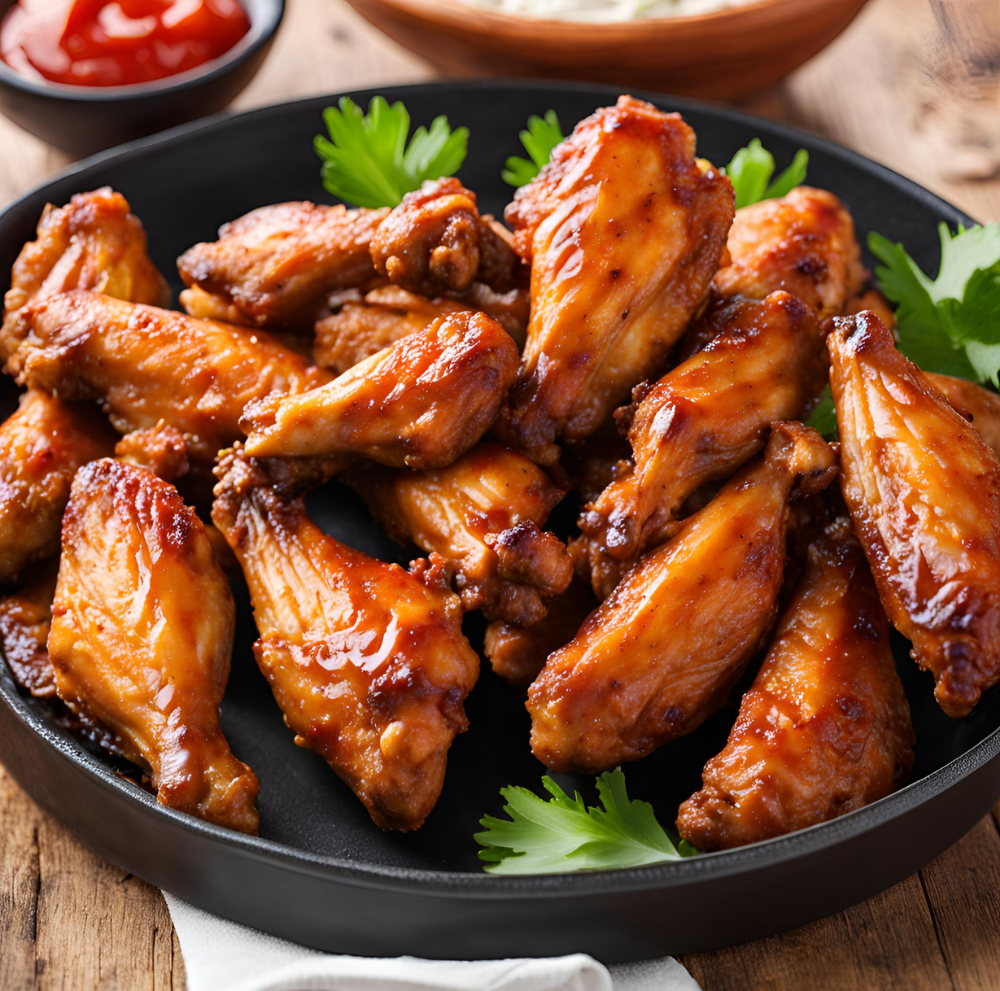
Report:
830,311,1000,717
0,560,58,697
2,291,329,465
241,311,518,470
576,291,828,598
926,373,1000,462
713,187,866,319
527,421,836,773
0,390,115,583
370,178,525,296
211,449,479,831
1,187,169,347
676,517,915,851
493,96,734,464
344,442,572,627
177,202,387,331
48,459,259,833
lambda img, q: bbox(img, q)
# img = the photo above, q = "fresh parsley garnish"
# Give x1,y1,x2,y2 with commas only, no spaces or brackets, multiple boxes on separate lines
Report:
724,138,809,210
869,224,1000,384
475,768,696,874
314,96,469,209
502,110,564,189
806,385,838,440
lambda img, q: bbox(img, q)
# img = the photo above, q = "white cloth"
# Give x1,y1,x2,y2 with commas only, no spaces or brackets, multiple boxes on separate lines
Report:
164,894,701,991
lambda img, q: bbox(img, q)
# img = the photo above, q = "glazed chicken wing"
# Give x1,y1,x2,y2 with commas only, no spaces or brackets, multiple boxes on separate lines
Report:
212,450,480,831
830,311,1000,717
676,517,915,851
926,372,1000,462
370,178,525,296
0,390,115,583
713,187,866,319
493,96,735,464
2,291,329,465
344,443,572,627
241,310,518,470
48,459,259,833
577,291,828,598
527,422,836,773
177,201,387,330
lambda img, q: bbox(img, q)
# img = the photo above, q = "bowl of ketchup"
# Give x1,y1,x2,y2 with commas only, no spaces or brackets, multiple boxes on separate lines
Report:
0,0,283,154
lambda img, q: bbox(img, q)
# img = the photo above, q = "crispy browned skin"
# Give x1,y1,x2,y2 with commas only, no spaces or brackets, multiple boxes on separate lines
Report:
2,291,329,465
527,422,836,773
212,450,479,831
241,310,518,468
49,459,259,833
179,285,253,325
830,311,1000,717
177,202,387,330
926,373,1000,462
493,96,735,464
0,390,115,583
485,579,596,686
713,187,866,319
1,187,169,353
0,560,58,697
576,292,828,598
677,518,915,851
370,178,525,296
344,443,572,626
113,421,191,484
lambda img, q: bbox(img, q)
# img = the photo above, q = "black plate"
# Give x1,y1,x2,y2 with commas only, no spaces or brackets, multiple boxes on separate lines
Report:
1,80,998,963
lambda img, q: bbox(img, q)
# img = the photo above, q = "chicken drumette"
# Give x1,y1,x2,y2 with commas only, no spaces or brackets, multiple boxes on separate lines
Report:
212,450,480,831
576,291,828,598
48,459,259,833
493,96,735,465
344,442,572,627
527,422,836,773
676,516,915,851
830,310,1000,717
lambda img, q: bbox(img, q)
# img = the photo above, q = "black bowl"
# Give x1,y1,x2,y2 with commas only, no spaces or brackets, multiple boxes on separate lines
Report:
0,80,998,963
0,0,283,156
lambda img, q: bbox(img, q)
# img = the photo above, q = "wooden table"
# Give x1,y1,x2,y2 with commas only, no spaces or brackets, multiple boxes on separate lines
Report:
1,0,999,987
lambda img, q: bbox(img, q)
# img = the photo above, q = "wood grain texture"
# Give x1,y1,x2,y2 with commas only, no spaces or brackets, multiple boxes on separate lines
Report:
1,0,999,987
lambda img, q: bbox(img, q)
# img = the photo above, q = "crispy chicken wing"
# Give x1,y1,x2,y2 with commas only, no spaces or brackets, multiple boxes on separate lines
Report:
830,311,1000,717
0,560,58,697
2,291,329,465
177,202,387,330
370,178,525,296
0,390,115,583
527,422,836,773
577,291,828,598
344,443,572,627
241,311,518,470
49,459,259,833
713,187,866,319
493,96,734,464
676,517,915,851
0,187,168,347
212,450,479,831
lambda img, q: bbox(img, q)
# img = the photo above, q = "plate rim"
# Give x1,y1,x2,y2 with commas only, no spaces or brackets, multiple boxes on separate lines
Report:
0,76,993,899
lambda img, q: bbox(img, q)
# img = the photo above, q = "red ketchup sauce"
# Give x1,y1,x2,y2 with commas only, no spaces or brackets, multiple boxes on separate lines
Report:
0,0,250,87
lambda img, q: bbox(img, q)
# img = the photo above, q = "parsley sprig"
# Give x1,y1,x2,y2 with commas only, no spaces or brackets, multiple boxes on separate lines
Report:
502,110,565,189
724,138,809,209
476,768,696,875
314,97,469,209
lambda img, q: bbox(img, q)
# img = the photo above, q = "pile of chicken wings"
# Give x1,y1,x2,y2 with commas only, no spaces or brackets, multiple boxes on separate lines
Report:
2,95,1000,853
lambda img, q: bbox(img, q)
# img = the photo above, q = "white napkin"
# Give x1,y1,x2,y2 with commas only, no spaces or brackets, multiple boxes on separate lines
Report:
164,893,701,991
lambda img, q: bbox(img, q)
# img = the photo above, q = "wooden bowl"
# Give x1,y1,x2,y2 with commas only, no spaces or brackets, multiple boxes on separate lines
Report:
341,0,869,100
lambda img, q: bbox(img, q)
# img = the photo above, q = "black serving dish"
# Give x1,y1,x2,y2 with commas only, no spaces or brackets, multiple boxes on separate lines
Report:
0,0,283,156
0,80,998,963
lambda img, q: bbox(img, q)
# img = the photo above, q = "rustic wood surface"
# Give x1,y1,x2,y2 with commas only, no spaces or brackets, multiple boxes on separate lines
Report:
1,0,999,987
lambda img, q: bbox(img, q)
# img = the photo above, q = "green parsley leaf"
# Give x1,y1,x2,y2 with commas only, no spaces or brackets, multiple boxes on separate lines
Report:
475,768,694,874
314,96,469,209
502,110,565,188
806,385,838,440
724,138,809,209
869,223,1000,384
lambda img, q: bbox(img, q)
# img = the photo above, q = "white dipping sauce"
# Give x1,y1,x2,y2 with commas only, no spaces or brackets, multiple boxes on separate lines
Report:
462,0,761,20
